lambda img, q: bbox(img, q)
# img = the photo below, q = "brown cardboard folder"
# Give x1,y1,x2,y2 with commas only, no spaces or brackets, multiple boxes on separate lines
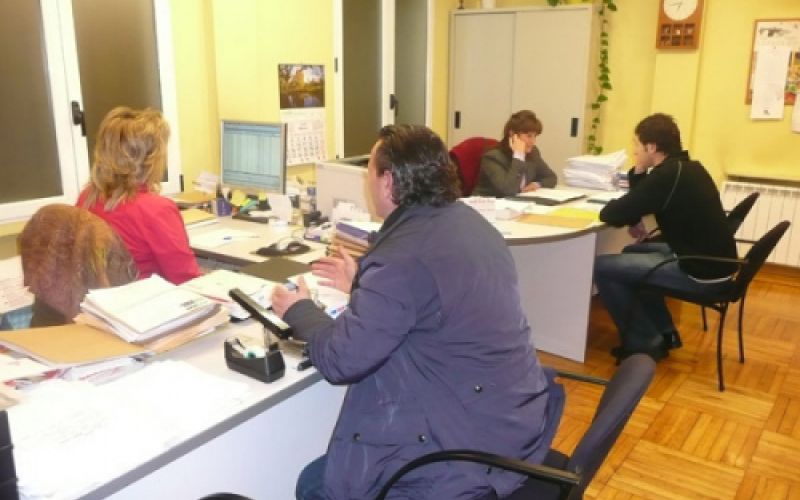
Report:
0,324,148,367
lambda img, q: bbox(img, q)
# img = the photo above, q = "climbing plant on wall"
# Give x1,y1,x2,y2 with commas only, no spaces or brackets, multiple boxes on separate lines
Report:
547,0,616,154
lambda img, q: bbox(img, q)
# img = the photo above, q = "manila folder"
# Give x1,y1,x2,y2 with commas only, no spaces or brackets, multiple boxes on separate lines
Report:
0,323,148,367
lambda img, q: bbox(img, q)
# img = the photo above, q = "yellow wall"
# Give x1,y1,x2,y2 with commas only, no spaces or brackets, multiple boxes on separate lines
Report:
170,0,218,193
432,0,800,183
6,0,799,237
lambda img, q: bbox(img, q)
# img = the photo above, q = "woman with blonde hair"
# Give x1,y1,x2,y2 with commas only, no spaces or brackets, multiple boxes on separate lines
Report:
78,107,200,284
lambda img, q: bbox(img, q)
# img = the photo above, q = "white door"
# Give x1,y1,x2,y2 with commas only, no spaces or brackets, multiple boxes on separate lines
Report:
448,12,514,147
512,7,594,181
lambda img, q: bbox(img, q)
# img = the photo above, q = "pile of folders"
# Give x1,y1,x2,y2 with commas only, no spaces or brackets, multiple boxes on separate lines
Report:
331,221,380,258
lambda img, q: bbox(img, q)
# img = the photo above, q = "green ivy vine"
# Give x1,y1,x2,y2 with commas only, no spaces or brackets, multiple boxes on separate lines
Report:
546,0,616,155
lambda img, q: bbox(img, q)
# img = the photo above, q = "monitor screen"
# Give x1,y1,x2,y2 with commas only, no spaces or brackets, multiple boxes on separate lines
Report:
220,120,287,194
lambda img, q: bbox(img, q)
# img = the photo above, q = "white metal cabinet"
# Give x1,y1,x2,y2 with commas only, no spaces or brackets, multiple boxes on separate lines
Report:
449,5,596,181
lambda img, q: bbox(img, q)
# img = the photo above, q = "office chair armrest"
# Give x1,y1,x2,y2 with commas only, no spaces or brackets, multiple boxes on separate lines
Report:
636,254,747,287
375,450,580,500
553,370,609,386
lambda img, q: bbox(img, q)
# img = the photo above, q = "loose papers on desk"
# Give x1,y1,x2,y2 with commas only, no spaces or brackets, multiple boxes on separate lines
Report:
80,275,217,343
189,228,258,248
0,256,33,315
289,272,349,319
10,360,251,500
182,269,275,319
564,149,627,190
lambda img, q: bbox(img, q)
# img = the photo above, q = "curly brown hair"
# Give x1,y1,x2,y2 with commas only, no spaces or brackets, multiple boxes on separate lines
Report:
374,125,461,207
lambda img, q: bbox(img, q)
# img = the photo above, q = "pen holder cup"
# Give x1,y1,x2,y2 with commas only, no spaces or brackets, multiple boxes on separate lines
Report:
224,342,285,383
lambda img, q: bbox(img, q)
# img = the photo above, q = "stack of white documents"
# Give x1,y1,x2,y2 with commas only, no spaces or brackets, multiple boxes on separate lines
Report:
80,275,217,343
564,149,628,190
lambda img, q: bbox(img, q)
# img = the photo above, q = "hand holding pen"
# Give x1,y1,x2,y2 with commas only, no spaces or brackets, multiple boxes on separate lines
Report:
271,275,311,317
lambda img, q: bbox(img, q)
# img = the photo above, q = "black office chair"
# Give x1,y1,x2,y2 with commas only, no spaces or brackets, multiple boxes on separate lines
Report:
375,354,656,500
198,494,253,500
637,220,790,391
0,411,19,500
699,191,760,331
644,191,760,246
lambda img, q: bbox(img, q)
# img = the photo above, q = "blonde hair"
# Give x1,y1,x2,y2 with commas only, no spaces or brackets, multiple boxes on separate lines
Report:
82,106,170,210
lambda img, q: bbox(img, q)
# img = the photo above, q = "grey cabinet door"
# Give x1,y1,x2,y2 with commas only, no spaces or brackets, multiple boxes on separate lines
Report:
448,12,514,147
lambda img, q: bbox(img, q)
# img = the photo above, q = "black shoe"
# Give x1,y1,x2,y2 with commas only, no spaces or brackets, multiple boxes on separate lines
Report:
662,330,683,349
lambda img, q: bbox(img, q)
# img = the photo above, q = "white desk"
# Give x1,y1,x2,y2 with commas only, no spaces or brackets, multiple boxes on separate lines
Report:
494,217,630,362
187,218,327,267
187,209,631,363
11,321,346,500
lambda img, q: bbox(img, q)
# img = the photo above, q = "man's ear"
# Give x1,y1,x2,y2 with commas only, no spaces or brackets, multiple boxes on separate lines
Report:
378,170,394,201
644,143,658,155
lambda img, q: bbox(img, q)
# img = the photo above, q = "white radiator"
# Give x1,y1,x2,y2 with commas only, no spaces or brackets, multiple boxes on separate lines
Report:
722,180,799,267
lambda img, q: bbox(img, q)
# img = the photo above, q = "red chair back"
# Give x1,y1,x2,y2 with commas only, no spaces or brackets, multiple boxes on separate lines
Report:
450,137,499,196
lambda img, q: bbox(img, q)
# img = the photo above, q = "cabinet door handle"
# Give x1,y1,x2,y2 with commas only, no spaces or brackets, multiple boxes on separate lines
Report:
570,117,579,137
454,111,461,129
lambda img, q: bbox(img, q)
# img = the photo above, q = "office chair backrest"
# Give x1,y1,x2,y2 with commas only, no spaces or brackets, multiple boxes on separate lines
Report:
728,220,790,299
726,192,760,235
450,137,499,196
565,354,655,499
0,411,18,500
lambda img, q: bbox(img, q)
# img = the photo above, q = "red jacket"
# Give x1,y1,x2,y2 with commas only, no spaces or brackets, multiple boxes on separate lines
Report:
78,187,200,284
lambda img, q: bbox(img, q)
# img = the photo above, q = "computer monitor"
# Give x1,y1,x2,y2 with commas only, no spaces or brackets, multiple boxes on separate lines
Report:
220,120,287,194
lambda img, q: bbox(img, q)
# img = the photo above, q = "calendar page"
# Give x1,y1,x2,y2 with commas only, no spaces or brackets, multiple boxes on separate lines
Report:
281,108,327,166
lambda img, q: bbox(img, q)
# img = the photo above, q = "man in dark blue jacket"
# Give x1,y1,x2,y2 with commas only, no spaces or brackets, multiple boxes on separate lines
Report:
596,113,737,361
272,124,561,500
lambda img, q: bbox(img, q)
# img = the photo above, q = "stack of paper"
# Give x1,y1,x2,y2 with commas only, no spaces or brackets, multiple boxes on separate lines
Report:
564,149,628,190
332,221,381,257
80,275,218,343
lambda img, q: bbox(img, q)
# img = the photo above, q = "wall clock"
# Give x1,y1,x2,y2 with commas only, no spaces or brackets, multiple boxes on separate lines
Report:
656,0,703,49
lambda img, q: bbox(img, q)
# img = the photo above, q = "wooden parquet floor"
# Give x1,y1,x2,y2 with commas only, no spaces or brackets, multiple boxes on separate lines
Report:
538,265,800,500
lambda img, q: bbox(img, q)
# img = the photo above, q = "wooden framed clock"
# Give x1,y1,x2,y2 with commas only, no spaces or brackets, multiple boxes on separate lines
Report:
656,0,704,49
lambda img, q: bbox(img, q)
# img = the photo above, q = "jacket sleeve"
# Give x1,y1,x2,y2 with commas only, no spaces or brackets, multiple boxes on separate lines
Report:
288,257,425,385
478,150,526,197
528,147,557,188
599,165,675,227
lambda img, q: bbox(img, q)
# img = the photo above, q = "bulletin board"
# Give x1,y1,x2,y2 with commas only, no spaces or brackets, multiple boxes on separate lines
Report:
746,19,800,105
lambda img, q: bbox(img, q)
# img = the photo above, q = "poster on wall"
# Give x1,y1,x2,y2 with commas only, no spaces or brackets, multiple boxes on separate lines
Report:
746,19,800,106
278,64,327,165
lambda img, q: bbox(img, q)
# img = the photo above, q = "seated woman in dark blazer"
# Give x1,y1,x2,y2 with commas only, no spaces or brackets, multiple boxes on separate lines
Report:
473,110,557,197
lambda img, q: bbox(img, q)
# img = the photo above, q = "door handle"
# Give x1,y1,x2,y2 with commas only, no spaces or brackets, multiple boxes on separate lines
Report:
389,94,399,113
71,101,86,137
454,111,461,129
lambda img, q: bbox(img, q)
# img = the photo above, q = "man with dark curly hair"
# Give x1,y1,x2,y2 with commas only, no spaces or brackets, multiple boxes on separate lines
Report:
272,124,562,500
